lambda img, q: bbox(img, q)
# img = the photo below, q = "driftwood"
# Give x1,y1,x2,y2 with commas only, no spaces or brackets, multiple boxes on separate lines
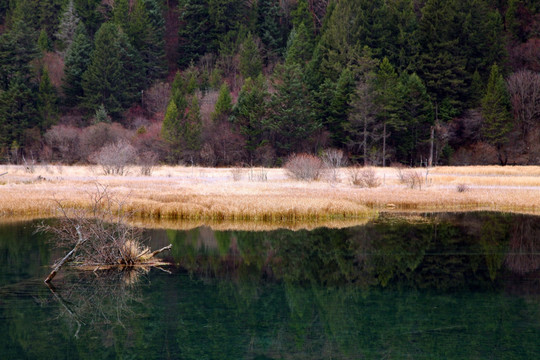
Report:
45,226,86,283
0,172,7,177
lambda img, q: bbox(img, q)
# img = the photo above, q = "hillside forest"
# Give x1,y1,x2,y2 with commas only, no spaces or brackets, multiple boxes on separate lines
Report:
0,0,539,167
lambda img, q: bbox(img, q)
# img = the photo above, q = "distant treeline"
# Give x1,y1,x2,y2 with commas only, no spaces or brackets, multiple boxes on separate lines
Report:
0,0,539,166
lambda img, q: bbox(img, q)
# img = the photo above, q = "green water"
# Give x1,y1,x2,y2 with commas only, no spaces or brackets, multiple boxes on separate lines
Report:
0,213,539,359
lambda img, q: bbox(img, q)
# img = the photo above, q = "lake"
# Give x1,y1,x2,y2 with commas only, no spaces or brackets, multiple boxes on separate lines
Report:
1,212,539,359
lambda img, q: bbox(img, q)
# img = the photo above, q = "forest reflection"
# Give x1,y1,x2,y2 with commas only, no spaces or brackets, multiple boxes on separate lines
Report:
1,213,539,359
162,213,540,292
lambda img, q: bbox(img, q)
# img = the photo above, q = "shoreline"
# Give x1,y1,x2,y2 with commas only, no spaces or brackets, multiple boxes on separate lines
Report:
1,165,540,229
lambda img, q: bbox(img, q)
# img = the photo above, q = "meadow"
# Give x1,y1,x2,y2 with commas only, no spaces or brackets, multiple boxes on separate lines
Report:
1,164,540,228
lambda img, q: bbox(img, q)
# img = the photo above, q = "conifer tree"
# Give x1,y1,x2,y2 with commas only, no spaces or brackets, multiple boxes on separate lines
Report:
37,67,58,130
239,33,262,79
212,82,233,123
375,57,402,167
231,75,269,161
269,63,320,157
481,64,513,164
256,0,287,56
37,29,50,52
62,22,93,106
81,22,140,118
178,0,213,67
284,22,313,66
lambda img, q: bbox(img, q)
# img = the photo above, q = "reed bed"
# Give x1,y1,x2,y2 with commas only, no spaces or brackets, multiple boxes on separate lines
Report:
1,165,540,228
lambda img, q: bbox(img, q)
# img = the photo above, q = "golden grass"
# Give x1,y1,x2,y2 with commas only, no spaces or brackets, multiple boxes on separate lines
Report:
1,165,540,228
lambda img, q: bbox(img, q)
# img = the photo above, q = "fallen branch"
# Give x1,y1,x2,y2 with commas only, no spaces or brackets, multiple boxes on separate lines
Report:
0,172,6,177
148,244,172,258
45,226,86,283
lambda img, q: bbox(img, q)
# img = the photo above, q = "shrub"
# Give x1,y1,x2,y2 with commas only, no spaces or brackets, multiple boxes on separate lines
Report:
284,153,323,181
90,140,137,175
397,168,424,189
231,166,244,181
348,165,381,188
456,183,469,193
138,151,158,176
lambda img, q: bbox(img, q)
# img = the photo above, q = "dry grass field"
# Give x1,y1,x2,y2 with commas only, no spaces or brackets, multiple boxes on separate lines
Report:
1,164,540,228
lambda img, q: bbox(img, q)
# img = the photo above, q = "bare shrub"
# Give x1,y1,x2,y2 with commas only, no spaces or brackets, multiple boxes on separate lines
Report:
349,165,381,188
90,140,137,175
397,169,424,189
248,167,268,182
456,183,469,193
284,153,323,181
231,166,244,181
44,125,82,163
80,122,131,161
143,81,171,115
322,148,347,182
138,151,158,176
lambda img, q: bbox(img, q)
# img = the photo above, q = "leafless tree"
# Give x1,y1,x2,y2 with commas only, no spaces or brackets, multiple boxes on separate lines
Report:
284,153,323,181
90,140,138,175
506,70,540,139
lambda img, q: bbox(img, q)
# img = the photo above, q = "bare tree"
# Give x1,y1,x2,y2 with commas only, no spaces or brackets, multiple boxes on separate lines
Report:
506,70,540,139
90,140,138,175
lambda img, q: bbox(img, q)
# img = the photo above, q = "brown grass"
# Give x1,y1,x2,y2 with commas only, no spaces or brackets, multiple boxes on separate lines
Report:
1,165,540,227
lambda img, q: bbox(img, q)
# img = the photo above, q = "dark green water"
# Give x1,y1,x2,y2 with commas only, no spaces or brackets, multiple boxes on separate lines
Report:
1,213,539,359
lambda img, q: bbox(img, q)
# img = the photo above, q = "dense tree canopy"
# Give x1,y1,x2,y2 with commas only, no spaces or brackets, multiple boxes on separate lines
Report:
0,0,539,165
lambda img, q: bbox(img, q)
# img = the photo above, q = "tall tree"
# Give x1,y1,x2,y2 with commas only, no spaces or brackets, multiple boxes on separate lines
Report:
230,75,269,162
374,57,402,167
239,33,262,79
81,22,142,118
37,67,58,130
62,22,93,106
211,82,233,123
481,64,513,164
256,0,287,57
269,63,320,157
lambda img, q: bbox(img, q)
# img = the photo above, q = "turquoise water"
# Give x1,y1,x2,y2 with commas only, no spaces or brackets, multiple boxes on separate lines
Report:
1,213,539,359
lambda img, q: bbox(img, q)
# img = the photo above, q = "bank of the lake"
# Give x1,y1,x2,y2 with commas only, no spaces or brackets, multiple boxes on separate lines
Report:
1,165,540,224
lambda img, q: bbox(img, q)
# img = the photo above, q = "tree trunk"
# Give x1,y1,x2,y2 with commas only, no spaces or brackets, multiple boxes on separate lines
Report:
45,226,86,283
382,122,387,167
428,125,434,167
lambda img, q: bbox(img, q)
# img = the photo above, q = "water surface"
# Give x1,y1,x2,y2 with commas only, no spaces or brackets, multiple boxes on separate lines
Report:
1,213,539,359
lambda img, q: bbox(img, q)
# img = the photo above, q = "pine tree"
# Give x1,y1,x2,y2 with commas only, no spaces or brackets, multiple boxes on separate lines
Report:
81,22,139,118
481,63,513,164
212,82,233,123
178,0,213,67
62,22,93,106
256,0,287,56
184,96,202,153
393,72,434,165
374,57,402,167
231,75,269,161
37,29,50,52
269,63,320,157
0,20,40,90
239,33,262,79
37,67,58,130
284,22,314,66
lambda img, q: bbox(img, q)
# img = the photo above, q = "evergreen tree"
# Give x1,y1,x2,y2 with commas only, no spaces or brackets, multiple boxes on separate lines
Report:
374,57,402,167
231,75,269,161
93,103,111,124
37,67,58,130
256,0,287,57
178,0,213,67
481,64,513,164
0,20,40,90
82,22,141,118
62,22,93,106
183,95,202,153
73,0,104,36
55,0,80,56
285,23,313,66
0,77,39,149
212,82,233,123
37,29,50,52
239,33,262,79
393,72,434,165
269,63,320,157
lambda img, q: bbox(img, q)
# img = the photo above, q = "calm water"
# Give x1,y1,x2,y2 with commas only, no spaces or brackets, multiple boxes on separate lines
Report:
0,213,539,359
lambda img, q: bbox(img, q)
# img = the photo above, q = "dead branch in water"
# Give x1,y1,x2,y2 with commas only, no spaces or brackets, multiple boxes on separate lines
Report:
38,183,173,283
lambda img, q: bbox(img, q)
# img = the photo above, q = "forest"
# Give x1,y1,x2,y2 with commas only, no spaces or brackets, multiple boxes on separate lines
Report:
0,0,539,167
